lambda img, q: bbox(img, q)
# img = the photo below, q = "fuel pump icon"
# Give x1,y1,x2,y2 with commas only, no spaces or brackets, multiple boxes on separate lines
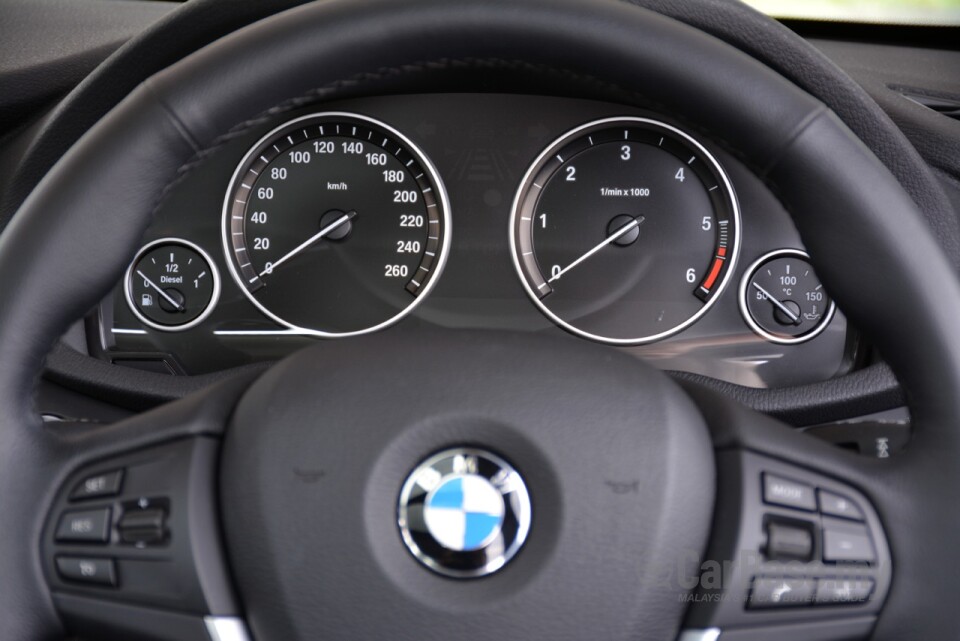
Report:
141,293,154,307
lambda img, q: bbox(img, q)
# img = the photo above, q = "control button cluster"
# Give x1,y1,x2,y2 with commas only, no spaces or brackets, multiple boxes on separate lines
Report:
48,465,170,588
761,472,876,565
745,471,886,614
43,439,231,630
682,452,891,639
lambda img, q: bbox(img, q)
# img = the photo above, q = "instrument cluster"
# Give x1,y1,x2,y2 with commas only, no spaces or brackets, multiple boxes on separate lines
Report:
96,94,854,388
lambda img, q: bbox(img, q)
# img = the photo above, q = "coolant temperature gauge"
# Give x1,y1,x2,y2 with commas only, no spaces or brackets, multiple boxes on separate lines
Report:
739,249,835,344
125,238,220,331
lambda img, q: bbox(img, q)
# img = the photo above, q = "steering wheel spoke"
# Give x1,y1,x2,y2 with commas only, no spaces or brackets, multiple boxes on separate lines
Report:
35,373,256,641
678,384,893,641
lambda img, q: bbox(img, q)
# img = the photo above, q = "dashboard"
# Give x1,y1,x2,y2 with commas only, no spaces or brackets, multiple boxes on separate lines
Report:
4,2,960,640
97,93,853,387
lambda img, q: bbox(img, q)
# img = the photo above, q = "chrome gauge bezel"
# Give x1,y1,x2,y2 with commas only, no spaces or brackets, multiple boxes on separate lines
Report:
221,111,452,338
124,237,221,332
738,248,837,345
509,116,741,345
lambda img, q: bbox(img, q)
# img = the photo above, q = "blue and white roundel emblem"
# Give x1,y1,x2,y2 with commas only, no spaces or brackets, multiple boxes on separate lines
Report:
423,474,506,552
398,448,532,578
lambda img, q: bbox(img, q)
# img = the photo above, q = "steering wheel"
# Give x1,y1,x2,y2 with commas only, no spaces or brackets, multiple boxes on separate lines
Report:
2,1,957,639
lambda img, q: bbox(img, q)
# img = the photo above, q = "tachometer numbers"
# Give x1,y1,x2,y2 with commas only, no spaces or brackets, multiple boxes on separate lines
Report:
510,117,740,345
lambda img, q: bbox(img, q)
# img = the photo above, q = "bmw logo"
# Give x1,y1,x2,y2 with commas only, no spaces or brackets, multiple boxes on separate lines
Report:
398,448,532,578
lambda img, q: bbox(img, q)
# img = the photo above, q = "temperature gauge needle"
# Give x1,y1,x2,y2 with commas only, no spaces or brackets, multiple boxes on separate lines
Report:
260,210,356,277
548,216,644,283
136,270,184,311
751,282,800,325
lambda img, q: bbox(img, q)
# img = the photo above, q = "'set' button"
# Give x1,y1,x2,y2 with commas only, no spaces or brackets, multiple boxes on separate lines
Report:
70,469,124,501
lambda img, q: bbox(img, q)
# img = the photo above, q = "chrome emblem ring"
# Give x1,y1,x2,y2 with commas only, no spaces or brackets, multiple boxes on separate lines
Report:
398,448,532,578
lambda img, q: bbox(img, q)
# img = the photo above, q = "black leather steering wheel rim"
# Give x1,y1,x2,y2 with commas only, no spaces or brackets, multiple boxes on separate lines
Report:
2,0,960,639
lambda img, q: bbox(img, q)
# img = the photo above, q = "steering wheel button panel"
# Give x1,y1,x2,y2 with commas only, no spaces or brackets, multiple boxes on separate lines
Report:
43,439,235,615
762,473,817,511
70,469,124,502
684,451,891,634
55,508,112,544
56,557,117,587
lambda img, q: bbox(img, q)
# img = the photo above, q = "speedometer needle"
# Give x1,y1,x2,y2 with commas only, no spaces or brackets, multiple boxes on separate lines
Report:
260,210,356,277
136,270,184,311
751,282,800,324
548,216,644,283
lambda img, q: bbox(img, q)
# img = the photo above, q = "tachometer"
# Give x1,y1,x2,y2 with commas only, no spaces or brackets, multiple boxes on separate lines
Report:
223,112,450,337
510,117,740,344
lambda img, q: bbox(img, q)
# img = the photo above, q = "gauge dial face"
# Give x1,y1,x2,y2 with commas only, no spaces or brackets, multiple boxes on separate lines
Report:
125,238,220,331
510,117,740,345
740,249,836,344
223,112,450,337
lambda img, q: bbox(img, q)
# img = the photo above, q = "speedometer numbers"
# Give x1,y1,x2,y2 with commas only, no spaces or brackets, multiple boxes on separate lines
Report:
510,117,740,345
223,112,450,337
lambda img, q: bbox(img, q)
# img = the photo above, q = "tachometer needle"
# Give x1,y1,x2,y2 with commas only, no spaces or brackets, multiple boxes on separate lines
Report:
136,270,184,311
751,282,800,324
260,210,356,277
548,216,644,284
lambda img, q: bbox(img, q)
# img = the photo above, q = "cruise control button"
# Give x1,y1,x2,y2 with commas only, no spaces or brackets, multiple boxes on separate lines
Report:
56,556,117,586
818,490,864,521
762,473,816,511
70,469,124,501
823,524,876,563
748,576,815,609
118,507,166,545
55,508,111,543
815,578,875,605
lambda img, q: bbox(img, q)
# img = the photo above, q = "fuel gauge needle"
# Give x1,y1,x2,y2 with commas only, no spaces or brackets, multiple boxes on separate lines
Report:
260,210,356,277
136,270,184,311
751,282,800,325
548,216,643,283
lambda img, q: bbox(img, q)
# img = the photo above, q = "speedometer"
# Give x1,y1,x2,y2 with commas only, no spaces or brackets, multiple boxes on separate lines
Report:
223,112,450,337
510,117,740,345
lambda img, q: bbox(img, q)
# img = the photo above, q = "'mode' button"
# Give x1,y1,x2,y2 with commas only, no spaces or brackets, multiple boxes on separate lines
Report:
762,473,816,511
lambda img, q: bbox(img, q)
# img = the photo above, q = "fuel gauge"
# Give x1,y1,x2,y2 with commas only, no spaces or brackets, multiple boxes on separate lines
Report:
740,249,835,344
125,238,220,331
